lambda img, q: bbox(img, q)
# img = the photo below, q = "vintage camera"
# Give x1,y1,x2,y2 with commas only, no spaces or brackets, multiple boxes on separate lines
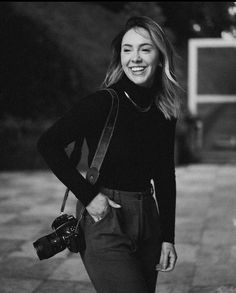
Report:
33,213,84,260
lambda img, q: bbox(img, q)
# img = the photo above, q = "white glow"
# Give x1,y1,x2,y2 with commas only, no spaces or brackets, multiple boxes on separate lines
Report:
228,6,236,16
221,31,235,40
193,23,201,32
233,219,236,226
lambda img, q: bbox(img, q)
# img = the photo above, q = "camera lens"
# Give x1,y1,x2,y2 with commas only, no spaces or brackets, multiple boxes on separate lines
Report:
33,231,66,260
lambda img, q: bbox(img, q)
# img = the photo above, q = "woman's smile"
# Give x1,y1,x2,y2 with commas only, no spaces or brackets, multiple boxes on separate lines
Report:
129,66,147,74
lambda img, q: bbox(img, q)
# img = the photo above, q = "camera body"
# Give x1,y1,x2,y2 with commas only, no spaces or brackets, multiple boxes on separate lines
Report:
33,213,85,260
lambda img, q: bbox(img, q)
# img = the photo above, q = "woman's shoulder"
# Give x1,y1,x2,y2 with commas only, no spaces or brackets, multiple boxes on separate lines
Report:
67,89,114,119
79,88,113,108
155,107,177,127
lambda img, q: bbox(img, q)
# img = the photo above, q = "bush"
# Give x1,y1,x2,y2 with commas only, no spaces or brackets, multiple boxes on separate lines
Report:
0,117,89,171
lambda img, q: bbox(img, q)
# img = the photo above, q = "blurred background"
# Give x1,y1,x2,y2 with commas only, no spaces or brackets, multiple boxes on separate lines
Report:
0,1,236,169
1,3,236,293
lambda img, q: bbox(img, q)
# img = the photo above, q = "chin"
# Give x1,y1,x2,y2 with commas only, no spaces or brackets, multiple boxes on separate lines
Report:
129,76,149,87
134,79,150,87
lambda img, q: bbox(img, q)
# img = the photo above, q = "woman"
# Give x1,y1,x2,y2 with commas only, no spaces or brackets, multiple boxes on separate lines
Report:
38,16,181,293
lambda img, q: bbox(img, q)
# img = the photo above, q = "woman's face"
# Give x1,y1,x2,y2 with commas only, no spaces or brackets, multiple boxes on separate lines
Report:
121,27,160,87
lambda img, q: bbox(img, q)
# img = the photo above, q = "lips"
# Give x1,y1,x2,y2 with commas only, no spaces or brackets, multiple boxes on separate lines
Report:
128,66,147,76
129,66,146,72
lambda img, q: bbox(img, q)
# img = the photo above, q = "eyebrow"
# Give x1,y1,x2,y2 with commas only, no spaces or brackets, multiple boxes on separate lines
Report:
122,43,153,47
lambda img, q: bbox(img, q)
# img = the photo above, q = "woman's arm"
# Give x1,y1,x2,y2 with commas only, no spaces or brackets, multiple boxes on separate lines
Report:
153,117,177,244
37,91,111,207
153,116,178,272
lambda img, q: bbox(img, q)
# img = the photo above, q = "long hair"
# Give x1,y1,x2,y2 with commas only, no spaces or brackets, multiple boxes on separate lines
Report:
101,16,182,119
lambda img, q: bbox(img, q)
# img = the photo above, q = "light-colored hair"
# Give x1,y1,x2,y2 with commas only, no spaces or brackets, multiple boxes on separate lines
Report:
101,16,182,119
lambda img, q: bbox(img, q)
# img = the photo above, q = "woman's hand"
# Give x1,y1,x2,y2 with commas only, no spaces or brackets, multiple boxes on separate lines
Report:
156,242,177,272
86,193,121,222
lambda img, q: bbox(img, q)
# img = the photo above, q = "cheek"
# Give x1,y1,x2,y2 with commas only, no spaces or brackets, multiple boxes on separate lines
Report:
149,50,160,67
121,54,128,68
120,58,126,68
149,55,159,72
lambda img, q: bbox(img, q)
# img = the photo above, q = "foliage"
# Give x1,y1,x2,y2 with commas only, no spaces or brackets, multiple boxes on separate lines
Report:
0,3,86,119
11,2,122,94
122,2,166,25
159,2,234,44
0,2,173,120
0,116,50,169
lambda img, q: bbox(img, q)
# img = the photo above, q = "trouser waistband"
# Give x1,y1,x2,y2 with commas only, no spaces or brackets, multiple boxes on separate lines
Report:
99,185,154,200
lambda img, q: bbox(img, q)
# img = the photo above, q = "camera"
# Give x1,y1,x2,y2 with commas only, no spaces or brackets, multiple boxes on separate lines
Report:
33,213,85,260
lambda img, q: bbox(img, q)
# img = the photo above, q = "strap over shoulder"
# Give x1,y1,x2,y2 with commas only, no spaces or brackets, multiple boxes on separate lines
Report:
86,88,119,184
60,88,119,213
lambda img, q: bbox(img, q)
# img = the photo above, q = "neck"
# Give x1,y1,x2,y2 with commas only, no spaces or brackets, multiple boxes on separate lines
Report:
116,74,158,108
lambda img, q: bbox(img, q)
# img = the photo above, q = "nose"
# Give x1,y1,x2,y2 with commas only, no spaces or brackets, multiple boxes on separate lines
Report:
131,50,142,63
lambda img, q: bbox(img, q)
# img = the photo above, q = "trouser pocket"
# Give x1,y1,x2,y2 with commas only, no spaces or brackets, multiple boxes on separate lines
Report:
84,206,134,253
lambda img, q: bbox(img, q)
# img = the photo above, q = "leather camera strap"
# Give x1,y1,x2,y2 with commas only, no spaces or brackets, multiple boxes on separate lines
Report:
60,88,119,214
86,88,119,184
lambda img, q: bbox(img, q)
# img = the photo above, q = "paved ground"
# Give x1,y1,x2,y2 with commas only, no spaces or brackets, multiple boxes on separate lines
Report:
0,164,236,293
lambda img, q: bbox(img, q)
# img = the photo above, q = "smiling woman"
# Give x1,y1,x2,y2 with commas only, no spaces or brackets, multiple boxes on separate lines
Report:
103,16,181,119
37,16,181,293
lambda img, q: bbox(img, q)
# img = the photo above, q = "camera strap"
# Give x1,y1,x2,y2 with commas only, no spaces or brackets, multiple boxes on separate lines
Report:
60,88,119,216
86,88,119,185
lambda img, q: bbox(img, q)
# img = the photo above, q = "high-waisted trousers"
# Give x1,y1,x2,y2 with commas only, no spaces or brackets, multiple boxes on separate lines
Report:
78,186,162,293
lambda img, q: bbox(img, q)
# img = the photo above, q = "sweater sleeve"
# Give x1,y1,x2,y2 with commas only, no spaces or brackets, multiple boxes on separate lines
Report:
153,116,177,244
37,91,111,206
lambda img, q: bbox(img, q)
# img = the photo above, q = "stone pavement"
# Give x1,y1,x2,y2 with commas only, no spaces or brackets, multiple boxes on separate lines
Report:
0,164,236,293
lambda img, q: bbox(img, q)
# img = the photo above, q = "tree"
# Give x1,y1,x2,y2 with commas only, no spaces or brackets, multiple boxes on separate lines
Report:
159,2,234,44
0,3,84,119
122,2,166,26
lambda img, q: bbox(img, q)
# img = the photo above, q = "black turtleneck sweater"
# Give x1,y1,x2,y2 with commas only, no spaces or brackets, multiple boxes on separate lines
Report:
37,75,177,243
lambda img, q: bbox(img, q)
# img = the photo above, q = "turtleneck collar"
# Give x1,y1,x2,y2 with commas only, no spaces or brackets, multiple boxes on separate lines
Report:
115,74,158,108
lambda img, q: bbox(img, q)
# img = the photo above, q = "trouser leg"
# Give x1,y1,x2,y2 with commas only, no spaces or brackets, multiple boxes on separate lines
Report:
82,250,150,293
79,190,162,293
137,195,162,293
137,239,162,293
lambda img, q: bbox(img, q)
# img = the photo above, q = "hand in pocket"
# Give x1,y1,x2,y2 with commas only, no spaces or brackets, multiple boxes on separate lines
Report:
86,193,121,222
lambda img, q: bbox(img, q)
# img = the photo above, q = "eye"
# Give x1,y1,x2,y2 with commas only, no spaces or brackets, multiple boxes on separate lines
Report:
142,48,151,52
123,49,131,53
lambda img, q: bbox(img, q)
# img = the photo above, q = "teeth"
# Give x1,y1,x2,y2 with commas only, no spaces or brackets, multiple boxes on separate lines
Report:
131,67,145,72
